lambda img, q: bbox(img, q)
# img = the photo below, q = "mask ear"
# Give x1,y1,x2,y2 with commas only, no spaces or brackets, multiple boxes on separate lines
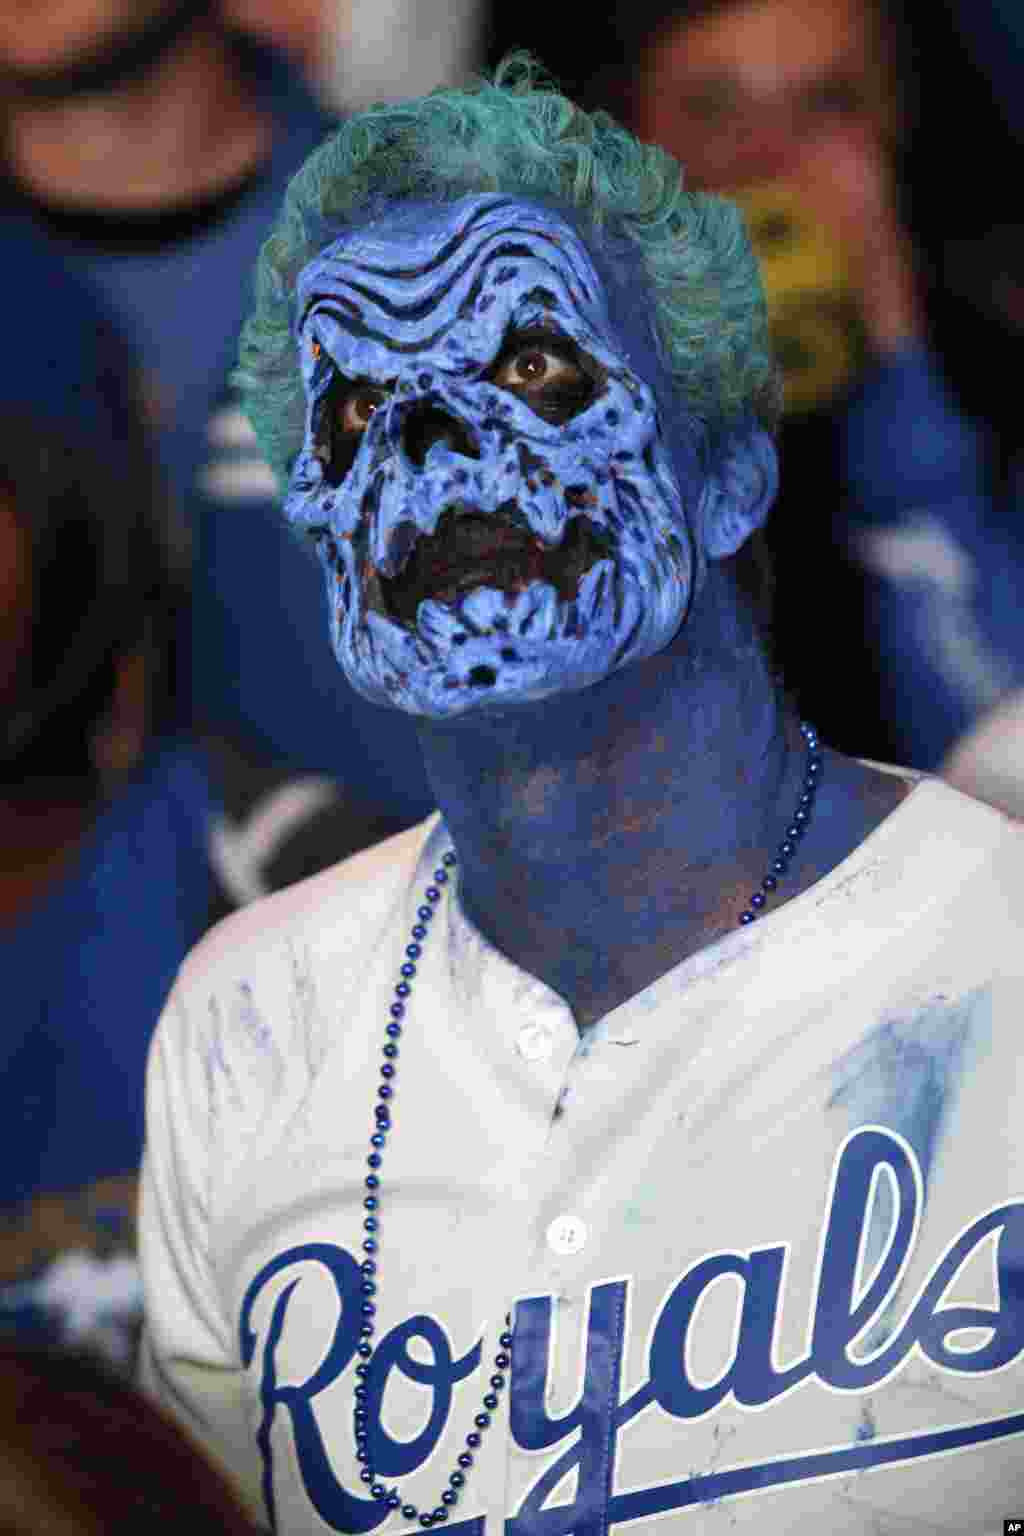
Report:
701,423,778,559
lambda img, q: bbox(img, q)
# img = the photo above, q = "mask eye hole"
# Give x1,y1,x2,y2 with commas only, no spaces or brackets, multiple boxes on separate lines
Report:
486,327,601,424
318,376,392,486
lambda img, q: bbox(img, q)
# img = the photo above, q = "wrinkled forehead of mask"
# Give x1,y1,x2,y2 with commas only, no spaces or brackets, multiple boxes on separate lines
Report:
294,193,679,417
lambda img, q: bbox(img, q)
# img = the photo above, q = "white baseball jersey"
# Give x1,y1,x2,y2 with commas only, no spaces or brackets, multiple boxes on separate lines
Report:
139,772,1024,1534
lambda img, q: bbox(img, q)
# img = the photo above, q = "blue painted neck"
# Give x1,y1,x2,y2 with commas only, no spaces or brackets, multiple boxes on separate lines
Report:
416,562,798,1029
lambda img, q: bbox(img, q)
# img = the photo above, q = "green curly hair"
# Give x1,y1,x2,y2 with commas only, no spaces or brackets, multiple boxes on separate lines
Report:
235,54,780,489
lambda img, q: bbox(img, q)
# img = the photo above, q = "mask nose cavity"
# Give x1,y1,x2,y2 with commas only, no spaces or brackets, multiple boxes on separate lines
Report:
402,400,480,468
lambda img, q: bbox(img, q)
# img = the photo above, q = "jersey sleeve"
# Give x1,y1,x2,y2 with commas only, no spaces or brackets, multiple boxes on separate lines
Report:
137,983,267,1526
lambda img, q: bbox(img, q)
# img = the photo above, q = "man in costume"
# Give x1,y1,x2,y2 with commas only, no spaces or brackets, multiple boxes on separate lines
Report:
139,60,1024,1533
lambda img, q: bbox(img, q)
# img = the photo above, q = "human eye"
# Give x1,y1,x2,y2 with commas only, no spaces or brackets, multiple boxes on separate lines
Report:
320,377,391,484
678,79,741,123
336,383,388,435
800,75,866,119
487,329,598,423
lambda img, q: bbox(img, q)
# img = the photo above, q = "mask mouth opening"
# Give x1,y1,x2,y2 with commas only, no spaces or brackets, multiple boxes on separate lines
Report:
375,500,615,628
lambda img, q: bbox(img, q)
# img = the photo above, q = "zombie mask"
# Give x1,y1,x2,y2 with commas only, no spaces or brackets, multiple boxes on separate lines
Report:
285,194,701,718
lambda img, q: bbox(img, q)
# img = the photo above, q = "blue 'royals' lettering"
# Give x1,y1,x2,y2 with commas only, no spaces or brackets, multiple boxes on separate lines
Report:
239,1127,1024,1533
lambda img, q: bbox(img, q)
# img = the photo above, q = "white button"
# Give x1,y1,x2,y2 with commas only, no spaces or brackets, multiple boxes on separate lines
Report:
546,1214,588,1256
517,1023,554,1061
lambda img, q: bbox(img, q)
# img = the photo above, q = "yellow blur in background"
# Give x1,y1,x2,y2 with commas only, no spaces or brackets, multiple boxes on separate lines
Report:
734,180,867,415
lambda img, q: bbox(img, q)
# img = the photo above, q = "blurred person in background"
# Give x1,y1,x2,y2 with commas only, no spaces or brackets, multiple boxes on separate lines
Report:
0,224,211,1370
0,221,410,1373
488,0,1024,775
0,1342,258,1533
223,0,486,114
221,0,329,87
622,0,1024,775
0,0,436,828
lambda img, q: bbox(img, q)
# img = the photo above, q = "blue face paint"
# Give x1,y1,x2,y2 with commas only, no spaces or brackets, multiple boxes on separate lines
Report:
286,195,703,718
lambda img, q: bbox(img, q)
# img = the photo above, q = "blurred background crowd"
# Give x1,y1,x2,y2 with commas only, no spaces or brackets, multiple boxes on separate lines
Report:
0,0,1020,1520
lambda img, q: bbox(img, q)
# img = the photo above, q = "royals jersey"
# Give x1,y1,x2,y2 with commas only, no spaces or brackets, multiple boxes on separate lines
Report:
139,772,1024,1534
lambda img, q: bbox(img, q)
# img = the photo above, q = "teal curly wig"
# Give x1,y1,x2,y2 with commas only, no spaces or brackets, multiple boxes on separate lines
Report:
235,54,780,490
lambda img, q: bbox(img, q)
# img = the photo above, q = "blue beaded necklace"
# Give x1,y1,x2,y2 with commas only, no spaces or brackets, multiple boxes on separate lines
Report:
739,721,822,924
354,847,506,1529
352,722,821,1526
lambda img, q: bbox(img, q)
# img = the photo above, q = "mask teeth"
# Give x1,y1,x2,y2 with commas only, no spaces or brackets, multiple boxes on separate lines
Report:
364,607,414,675
537,583,561,639
410,565,615,647
378,519,420,579
416,598,462,645
577,558,613,626
455,586,510,635
502,580,554,636
374,478,442,559
475,580,561,640
521,493,564,547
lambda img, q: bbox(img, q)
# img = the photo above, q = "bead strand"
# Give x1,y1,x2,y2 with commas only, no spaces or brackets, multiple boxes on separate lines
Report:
353,849,514,1527
739,721,822,926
